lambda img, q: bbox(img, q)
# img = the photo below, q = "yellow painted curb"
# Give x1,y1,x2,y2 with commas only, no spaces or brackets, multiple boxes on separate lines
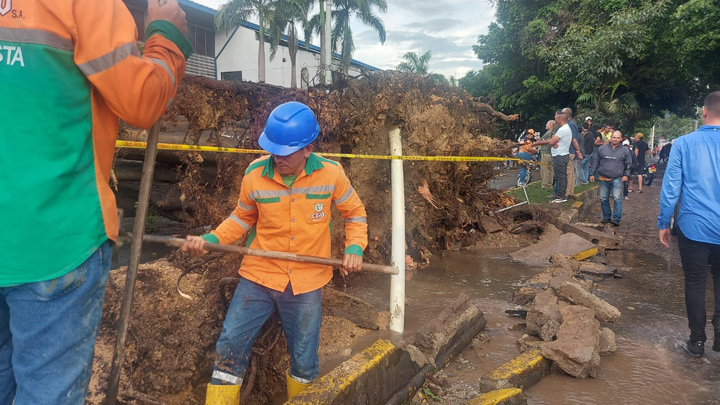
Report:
570,246,598,261
571,201,583,209
287,339,397,404
466,388,523,405
487,349,544,381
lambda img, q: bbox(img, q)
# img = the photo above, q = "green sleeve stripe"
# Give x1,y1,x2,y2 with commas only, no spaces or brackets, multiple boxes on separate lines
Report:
344,244,364,257
202,233,220,244
306,192,331,199
246,226,257,247
146,20,193,60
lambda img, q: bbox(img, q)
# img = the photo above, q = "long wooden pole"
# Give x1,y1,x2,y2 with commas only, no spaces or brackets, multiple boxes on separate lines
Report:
106,120,162,405
143,234,399,275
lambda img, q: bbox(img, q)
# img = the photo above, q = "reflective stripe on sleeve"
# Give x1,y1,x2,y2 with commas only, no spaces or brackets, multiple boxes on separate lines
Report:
230,214,251,231
149,57,176,87
335,187,354,204
346,217,367,223
238,200,256,211
77,42,141,76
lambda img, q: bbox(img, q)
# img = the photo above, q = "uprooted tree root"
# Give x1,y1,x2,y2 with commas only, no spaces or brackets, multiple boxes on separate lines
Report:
101,72,535,404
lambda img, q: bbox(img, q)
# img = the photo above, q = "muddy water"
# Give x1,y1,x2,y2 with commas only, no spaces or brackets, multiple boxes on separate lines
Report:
335,248,720,404
324,249,544,376
528,249,720,405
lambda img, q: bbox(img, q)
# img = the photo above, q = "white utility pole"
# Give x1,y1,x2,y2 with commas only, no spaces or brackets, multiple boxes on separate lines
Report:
324,0,332,85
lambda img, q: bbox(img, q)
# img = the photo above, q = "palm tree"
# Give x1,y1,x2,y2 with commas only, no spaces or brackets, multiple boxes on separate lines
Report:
396,50,431,75
216,0,280,83
268,0,311,88
331,0,387,73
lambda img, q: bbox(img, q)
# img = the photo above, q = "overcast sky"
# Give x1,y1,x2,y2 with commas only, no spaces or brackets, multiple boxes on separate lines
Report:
195,0,496,78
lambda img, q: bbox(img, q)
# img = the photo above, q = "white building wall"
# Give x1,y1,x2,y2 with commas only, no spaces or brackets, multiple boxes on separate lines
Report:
215,26,364,87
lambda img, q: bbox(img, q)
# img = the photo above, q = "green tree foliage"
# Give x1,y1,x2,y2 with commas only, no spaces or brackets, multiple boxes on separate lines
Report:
462,0,720,138
216,0,280,83
331,0,387,72
396,50,432,75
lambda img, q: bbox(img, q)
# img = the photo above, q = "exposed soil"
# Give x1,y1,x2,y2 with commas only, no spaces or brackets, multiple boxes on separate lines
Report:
97,73,562,404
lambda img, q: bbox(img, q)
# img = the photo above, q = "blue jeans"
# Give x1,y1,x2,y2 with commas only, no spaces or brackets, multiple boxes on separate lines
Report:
517,151,532,185
0,240,112,405
598,178,623,221
212,277,322,385
580,155,591,183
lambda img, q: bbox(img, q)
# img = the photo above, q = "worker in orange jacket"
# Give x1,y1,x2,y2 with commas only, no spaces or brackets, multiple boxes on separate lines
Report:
183,102,368,404
0,0,191,403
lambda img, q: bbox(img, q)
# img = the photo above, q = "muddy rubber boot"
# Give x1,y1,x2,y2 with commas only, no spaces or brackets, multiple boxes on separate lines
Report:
205,384,241,405
286,370,311,400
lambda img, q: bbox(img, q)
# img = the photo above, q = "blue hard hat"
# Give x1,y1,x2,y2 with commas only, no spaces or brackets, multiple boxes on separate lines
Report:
258,102,320,156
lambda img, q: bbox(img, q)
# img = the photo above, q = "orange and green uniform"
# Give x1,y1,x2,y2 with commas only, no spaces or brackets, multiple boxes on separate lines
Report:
203,153,368,294
0,0,191,286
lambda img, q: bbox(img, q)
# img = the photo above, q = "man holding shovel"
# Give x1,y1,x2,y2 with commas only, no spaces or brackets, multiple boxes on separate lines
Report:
183,101,368,404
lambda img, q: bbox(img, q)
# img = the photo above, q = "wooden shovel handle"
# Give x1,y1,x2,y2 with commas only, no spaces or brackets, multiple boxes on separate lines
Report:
142,234,399,275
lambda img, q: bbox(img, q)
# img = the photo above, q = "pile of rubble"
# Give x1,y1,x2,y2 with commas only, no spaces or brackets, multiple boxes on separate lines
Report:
512,254,620,378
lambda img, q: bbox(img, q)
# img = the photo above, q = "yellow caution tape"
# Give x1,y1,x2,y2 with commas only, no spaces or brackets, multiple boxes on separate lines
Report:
115,140,550,165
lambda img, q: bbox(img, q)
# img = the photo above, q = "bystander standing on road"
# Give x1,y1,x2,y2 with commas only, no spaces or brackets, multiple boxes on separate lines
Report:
534,110,572,203
580,122,595,184
562,108,584,197
621,139,638,200
516,130,538,186
658,91,720,358
590,131,633,226
539,120,556,189
629,133,649,193
0,1,191,403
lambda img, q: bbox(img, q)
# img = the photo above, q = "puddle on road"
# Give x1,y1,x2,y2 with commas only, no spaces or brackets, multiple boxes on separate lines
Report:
528,248,720,404
332,248,720,404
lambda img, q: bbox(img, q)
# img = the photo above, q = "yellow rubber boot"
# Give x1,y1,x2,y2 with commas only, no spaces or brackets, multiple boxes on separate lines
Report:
286,370,311,400
205,383,241,405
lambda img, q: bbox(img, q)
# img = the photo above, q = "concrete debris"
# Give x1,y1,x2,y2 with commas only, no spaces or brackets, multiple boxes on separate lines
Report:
553,281,621,324
580,262,616,276
526,290,562,342
517,334,544,353
414,293,487,367
511,287,542,306
514,254,620,379
509,233,597,266
541,305,601,378
599,328,617,354
322,287,379,330
558,222,623,250
478,216,504,234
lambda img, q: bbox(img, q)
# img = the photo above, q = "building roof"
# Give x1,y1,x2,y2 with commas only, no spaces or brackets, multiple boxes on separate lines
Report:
177,0,381,71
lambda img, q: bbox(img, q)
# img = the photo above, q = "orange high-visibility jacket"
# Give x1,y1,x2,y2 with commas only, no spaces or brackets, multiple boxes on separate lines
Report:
207,154,368,294
0,0,191,285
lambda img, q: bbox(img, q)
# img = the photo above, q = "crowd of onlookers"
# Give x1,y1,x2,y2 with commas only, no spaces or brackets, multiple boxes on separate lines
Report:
505,109,650,225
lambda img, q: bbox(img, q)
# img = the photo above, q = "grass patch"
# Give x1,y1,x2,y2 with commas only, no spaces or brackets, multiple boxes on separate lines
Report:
505,181,597,206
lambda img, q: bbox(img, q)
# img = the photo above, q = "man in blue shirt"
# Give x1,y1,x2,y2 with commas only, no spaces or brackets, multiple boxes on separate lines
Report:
658,91,720,358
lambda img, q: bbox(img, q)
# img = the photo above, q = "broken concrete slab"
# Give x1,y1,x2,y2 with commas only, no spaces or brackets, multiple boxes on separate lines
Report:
414,293,487,367
526,290,562,342
538,224,564,243
558,222,623,250
512,286,542,306
541,305,601,378
479,216,504,233
579,262,616,277
517,334,544,353
466,388,527,405
600,327,617,354
553,281,621,323
478,348,551,392
510,233,597,267
288,339,421,405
